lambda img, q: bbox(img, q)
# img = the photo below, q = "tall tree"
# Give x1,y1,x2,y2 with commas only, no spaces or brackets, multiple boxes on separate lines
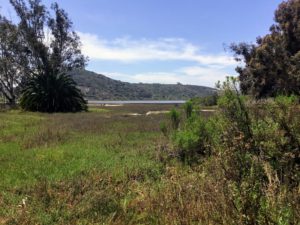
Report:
8,0,88,112
231,0,300,98
0,16,23,105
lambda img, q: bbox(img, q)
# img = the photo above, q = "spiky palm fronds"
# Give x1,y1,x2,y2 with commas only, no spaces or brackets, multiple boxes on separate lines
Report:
20,73,87,113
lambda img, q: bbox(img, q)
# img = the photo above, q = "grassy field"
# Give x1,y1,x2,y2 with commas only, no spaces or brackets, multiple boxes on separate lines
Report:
0,104,186,224
1,102,299,225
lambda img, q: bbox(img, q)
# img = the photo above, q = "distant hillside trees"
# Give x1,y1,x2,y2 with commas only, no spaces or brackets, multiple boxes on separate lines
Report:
0,0,87,112
231,0,300,98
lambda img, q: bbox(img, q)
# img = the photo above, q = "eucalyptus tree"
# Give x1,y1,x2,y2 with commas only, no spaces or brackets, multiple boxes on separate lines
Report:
0,16,24,105
231,0,300,98
9,0,87,112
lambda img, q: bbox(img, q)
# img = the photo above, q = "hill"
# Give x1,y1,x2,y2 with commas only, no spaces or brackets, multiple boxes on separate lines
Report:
70,70,216,100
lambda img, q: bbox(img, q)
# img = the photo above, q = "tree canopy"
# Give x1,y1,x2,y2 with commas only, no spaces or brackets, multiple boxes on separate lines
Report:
0,0,87,112
0,15,24,105
231,0,300,98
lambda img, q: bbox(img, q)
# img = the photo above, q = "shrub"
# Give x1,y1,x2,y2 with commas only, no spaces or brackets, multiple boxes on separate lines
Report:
191,93,219,106
183,100,193,119
173,117,211,163
169,108,180,130
217,77,253,142
161,77,300,223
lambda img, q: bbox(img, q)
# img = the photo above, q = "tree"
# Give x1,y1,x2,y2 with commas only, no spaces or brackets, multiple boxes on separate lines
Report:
231,0,300,98
20,72,87,112
0,16,23,105
8,0,87,112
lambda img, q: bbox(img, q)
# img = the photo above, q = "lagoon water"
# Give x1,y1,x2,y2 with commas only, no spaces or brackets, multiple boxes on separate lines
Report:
88,100,186,104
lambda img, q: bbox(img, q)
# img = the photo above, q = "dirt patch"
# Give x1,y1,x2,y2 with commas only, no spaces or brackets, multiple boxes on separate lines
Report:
146,111,170,116
126,113,143,116
200,109,216,112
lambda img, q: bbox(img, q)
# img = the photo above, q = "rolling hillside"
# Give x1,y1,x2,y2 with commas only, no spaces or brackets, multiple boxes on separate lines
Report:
70,70,216,100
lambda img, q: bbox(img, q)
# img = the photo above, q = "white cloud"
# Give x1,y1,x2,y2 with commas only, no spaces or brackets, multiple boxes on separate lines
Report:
80,32,239,87
79,32,236,66
98,65,237,87
132,72,181,84
102,72,180,84
179,66,236,87
179,66,227,77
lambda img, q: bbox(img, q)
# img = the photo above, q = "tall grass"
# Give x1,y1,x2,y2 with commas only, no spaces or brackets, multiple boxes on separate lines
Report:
0,100,299,224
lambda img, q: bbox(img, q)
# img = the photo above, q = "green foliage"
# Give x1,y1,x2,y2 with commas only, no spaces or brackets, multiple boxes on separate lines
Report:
231,0,300,98
173,117,211,163
162,77,300,223
217,77,253,141
169,108,180,130
191,93,218,106
2,0,87,112
264,95,300,184
20,73,87,112
274,94,299,106
0,16,22,105
183,100,193,118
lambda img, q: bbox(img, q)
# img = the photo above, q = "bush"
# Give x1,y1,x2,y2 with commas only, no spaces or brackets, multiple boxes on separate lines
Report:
169,108,180,130
191,93,218,106
173,117,211,163
161,77,300,223
183,100,193,119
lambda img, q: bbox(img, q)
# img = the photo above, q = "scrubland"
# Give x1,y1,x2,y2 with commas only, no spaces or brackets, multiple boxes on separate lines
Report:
0,97,299,224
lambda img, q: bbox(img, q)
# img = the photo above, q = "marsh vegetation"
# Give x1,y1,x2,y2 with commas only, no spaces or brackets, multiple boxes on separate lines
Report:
0,0,300,224
1,86,299,224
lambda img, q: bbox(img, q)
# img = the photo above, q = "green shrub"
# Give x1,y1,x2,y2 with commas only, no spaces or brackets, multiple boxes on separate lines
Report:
173,117,211,163
169,108,180,130
191,93,218,106
161,77,300,223
217,77,253,142
183,100,193,119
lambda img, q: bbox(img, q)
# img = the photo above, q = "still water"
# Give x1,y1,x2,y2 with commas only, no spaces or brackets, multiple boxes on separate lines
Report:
88,100,186,104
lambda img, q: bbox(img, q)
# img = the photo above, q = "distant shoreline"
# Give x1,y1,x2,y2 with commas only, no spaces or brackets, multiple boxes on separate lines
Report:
88,100,186,105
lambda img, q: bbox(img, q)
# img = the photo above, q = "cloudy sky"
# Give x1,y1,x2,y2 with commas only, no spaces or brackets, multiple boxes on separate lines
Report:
0,0,282,87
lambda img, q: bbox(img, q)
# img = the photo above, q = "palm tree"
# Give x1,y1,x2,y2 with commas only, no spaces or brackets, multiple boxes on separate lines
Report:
20,72,87,113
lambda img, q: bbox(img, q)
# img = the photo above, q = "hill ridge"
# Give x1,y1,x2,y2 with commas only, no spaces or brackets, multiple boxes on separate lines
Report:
69,70,216,100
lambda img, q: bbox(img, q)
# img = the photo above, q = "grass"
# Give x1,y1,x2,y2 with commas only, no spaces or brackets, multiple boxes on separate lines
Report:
1,102,298,225
0,104,179,224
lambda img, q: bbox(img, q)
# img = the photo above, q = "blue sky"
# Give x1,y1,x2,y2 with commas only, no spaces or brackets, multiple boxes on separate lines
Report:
0,0,283,87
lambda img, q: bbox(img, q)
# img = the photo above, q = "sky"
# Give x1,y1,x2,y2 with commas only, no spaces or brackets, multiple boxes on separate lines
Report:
0,0,283,87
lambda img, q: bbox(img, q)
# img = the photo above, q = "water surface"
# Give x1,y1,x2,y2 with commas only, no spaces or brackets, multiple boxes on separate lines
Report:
88,100,186,104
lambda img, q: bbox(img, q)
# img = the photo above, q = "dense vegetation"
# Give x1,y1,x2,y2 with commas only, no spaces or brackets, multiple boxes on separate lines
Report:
1,88,299,224
0,0,299,224
0,0,87,112
161,78,300,224
0,15,21,105
231,0,300,98
70,70,216,100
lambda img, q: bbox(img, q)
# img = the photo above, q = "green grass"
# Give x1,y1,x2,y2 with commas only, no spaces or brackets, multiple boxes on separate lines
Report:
88,107,111,113
2,103,297,225
0,107,168,187
0,105,173,224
